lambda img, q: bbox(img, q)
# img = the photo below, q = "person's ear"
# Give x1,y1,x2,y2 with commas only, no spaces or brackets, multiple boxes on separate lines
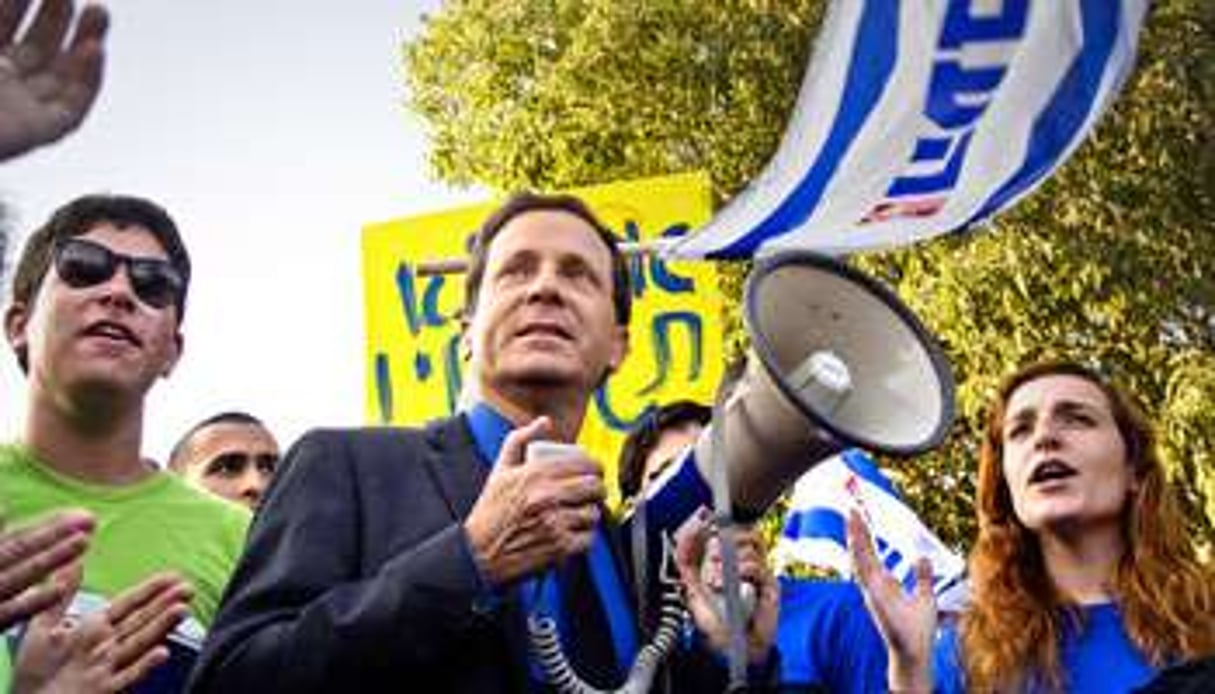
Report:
1128,468,1142,495
161,329,184,378
607,324,629,373
458,307,474,362
4,301,31,365
459,330,473,362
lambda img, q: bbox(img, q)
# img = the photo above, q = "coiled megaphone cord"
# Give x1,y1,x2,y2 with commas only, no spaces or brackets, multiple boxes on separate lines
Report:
527,545,688,694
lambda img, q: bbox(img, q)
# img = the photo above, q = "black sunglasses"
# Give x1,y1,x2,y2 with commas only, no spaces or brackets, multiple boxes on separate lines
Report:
53,237,185,311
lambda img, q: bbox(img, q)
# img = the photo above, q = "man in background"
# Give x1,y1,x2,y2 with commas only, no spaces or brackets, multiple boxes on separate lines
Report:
617,399,710,504
168,411,280,510
616,399,902,694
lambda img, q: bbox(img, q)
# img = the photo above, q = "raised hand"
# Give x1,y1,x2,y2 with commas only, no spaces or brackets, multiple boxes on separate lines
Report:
0,0,109,160
463,417,606,586
847,509,937,692
0,509,94,629
13,569,193,693
674,511,778,665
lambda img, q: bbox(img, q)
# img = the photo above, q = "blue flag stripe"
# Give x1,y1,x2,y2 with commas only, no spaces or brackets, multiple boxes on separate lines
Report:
777,449,966,598
667,1,1145,260
781,508,847,545
710,0,899,259
959,0,1122,231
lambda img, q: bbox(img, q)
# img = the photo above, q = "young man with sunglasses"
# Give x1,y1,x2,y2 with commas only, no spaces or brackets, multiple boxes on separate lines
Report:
1,194,250,690
0,1,205,690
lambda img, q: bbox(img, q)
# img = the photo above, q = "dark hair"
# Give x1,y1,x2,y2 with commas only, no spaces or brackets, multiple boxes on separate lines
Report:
11,194,190,318
167,410,267,471
462,192,631,326
618,399,712,500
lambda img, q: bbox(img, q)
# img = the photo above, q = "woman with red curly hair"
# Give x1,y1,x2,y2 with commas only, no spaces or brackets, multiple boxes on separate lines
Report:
851,361,1215,692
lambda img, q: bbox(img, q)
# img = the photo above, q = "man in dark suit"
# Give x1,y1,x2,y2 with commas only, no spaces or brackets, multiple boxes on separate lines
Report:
188,192,780,692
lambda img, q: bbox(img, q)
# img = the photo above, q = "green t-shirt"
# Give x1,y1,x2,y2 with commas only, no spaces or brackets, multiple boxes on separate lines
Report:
0,444,250,627
0,641,10,693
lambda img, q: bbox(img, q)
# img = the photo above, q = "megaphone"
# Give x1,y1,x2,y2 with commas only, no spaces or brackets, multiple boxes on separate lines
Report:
695,250,954,513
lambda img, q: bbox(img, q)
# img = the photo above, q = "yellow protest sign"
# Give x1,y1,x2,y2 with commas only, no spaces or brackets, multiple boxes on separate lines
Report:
362,172,724,499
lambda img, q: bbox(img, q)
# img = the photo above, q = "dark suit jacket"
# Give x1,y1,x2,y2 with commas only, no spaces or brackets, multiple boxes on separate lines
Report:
187,416,741,693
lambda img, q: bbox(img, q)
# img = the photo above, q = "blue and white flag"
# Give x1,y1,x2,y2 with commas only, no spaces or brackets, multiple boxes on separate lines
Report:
774,449,967,609
668,0,1148,259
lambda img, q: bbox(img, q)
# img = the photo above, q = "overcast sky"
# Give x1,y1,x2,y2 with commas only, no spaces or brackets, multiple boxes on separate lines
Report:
0,1,482,461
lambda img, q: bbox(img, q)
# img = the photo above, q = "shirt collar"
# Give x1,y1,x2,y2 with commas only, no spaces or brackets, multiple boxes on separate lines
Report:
465,402,515,469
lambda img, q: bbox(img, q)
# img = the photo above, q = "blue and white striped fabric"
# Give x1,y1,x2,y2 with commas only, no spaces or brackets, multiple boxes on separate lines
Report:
774,449,967,608
668,0,1148,259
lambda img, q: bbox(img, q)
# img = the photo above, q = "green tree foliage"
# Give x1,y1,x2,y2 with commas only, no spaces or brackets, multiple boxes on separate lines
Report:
407,0,822,197
405,0,1214,550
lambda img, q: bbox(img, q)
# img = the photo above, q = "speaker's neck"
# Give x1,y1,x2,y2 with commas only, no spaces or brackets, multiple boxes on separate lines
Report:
478,385,589,443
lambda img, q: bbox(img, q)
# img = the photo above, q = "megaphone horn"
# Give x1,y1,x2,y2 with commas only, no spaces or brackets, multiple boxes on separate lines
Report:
695,250,955,513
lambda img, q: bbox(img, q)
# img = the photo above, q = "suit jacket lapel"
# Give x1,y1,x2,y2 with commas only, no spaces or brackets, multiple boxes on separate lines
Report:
421,415,488,522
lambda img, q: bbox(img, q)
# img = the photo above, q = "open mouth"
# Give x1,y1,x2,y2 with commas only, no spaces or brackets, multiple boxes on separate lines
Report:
83,320,141,347
516,322,573,341
1028,459,1078,485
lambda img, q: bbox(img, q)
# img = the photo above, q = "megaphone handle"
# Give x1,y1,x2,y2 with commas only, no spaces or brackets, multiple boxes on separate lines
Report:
630,495,650,640
708,383,749,690
711,579,757,624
